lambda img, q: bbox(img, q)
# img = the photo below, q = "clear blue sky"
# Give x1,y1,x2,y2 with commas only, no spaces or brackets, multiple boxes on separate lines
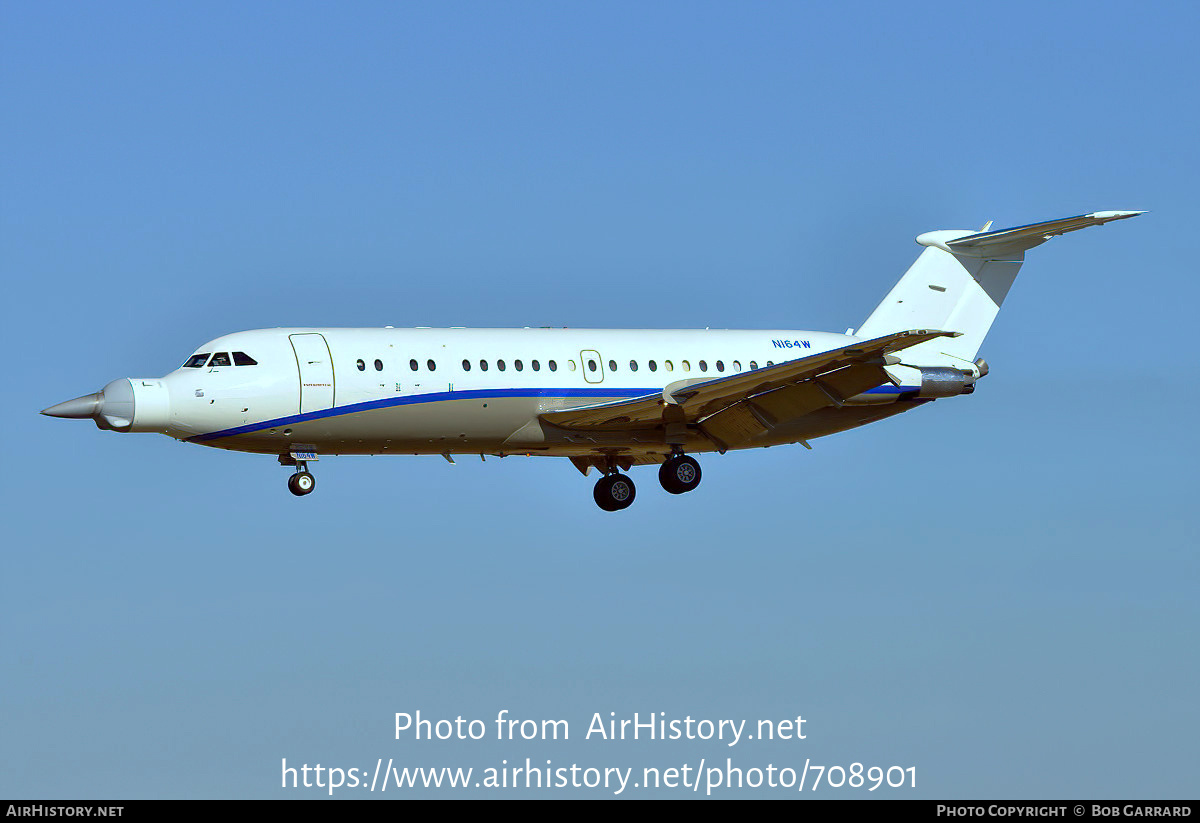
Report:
2,1,1196,798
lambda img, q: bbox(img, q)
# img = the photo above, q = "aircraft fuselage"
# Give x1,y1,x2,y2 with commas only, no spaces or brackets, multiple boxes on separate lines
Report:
133,327,916,459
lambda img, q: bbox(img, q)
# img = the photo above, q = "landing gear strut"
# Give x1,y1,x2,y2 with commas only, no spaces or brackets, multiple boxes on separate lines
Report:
659,454,701,495
280,451,318,496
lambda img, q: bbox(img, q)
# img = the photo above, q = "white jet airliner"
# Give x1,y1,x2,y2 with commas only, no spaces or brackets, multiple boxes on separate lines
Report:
43,211,1140,510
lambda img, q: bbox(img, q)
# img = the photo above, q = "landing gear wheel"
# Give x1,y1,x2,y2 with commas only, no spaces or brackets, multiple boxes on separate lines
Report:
659,455,701,494
593,473,636,512
288,471,316,496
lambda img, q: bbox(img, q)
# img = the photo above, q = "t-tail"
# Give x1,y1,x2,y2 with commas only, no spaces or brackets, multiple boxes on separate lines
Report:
856,210,1144,368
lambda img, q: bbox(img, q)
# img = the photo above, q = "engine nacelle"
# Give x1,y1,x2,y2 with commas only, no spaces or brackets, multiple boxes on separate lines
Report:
917,367,977,398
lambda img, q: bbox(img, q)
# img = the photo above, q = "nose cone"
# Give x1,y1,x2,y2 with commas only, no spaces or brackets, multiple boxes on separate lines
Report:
42,379,170,433
41,393,102,419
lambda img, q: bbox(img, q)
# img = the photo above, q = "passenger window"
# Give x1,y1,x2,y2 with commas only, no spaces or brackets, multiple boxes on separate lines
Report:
664,360,674,372
233,352,257,366
766,361,775,367
410,359,418,371
587,359,596,372
479,360,489,371
209,352,231,367
568,360,577,371
699,360,708,372
649,360,657,372
462,359,471,371
629,360,638,372
716,360,724,372
749,361,758,370
608,360,617,372
549,360,557,372
374,359,383,371
532,360,540,371
427,359,436,371
732,360,741,372
515,359,523,371
681,360,691,372
356,359,365,371
184,353,211,368
497,359,506,371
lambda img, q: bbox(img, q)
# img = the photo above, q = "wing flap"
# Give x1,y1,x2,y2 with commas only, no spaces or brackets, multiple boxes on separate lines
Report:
696,361,893,447
749,382,834,422
698,404,766,448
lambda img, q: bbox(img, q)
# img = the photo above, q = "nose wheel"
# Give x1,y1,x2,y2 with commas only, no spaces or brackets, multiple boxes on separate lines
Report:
287,470,316,496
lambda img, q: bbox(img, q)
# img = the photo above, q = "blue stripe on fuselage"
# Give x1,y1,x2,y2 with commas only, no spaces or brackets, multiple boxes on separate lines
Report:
186,387,660,443
188,384,925,443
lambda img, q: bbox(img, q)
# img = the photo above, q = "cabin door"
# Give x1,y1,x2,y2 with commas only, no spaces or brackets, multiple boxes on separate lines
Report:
290,333,335,413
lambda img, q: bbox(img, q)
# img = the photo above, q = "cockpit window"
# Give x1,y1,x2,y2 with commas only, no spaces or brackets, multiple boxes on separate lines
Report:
209,352,232,367
184,353,211,368
232,351,258,366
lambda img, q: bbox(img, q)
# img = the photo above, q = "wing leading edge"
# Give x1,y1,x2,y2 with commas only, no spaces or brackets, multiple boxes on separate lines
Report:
539,329,958,446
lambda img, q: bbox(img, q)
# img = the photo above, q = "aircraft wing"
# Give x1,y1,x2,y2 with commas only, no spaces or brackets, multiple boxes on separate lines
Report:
540,329,957,444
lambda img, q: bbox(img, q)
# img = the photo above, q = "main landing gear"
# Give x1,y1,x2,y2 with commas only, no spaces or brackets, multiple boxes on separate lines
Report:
594,472,636,512
659,454,702,495
280,451,318,496
592,453,703,511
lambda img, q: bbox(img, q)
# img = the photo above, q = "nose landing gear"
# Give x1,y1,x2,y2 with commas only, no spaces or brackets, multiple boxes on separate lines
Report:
280,450,318,496
287,470,316,496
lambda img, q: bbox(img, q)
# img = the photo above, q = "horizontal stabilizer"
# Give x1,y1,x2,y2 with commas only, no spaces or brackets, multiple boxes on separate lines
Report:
943,210,1144,257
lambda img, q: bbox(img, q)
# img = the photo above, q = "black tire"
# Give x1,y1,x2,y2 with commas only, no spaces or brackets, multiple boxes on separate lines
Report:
593,473,636,511
288,471,316,496
659,455,701,494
